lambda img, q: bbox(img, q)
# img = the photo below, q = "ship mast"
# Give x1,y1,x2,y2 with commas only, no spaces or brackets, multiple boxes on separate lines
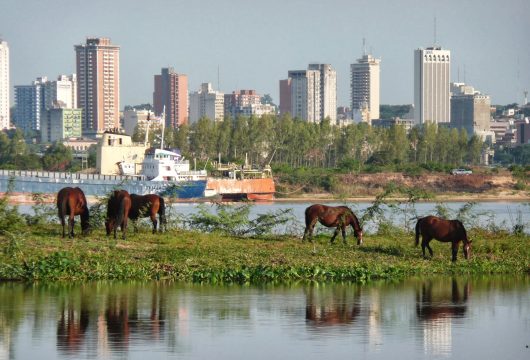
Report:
144,111,150,147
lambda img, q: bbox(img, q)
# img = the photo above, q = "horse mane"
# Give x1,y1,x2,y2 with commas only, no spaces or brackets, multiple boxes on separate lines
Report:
347,208,362,231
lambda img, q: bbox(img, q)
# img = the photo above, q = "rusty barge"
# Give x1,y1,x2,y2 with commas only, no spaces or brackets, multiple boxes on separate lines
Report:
205,162,275,201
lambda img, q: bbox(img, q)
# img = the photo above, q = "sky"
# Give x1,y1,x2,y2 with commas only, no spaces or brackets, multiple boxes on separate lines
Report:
1,0,529,107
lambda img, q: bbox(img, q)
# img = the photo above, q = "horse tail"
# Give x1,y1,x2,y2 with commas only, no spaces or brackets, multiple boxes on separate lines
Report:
415,217,422,246
158,196,167,225
59,193,68,220
116,197,126,229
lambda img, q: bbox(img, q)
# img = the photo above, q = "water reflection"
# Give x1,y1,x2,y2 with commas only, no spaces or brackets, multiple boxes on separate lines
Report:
415,278,470,357
305,283,360,327
0,278,528,359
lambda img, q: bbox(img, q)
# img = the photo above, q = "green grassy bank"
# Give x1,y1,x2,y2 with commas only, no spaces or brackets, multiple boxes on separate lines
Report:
1,225,528,283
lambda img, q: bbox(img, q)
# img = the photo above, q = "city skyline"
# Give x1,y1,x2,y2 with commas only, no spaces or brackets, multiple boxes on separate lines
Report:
1,0,529,108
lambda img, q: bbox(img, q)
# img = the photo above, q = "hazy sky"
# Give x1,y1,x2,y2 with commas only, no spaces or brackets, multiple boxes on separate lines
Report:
1,0,529,107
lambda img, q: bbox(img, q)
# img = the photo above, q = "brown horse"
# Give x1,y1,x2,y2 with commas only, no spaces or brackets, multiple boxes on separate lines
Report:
57,187,90,238
303,204,363,245
105,190,132,239
129,194,167,233
415,215,471,262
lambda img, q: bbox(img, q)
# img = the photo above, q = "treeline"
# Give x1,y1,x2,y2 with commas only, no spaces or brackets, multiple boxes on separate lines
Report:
133,114,487,172
0,129,95,171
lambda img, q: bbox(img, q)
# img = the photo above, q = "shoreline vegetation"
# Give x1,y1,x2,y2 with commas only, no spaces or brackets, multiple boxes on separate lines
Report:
0,190,528,283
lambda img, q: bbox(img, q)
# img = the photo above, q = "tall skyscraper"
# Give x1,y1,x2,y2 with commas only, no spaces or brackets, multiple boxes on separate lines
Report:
450,82,491,136
284,64,337,123
189,83,224,123
75,37,120,136
153,67,188,127
414,47,451,124
351,54,380,121
279,78,291,116
0,39,9,129
308,64,337,122
14,77,47,131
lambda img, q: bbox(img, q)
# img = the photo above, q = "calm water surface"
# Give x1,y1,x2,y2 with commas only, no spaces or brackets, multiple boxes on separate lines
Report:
0,277,529,360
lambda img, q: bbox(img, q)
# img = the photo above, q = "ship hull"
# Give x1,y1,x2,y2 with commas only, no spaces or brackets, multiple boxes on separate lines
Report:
205,178,275,201
0,170,206,199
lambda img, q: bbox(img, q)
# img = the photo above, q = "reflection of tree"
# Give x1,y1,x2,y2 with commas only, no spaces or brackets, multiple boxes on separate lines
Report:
416,278,470,321
305,283,361,327
57,297,89,354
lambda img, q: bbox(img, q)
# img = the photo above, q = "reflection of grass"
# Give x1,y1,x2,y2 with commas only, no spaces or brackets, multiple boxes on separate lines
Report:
0,223,528,283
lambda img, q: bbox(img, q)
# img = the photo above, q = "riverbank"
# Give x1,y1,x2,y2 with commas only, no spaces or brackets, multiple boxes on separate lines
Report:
1,225,528,282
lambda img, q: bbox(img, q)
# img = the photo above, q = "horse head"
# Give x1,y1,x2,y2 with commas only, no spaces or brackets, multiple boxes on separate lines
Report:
463,240,472,259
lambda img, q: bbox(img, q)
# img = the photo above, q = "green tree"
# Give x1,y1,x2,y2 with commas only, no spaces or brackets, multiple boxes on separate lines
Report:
42,142,73,171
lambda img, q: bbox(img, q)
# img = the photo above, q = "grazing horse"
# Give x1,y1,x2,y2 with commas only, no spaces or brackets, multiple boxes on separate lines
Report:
129,194,167,233
303,204,363,245
57,187,90,238
415,215,472,262
105,190,132,240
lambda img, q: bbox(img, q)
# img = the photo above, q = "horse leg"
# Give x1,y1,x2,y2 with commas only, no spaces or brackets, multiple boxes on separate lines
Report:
151,214,158,234
68,215,75,238
330,226,340,244
341,225,347,244
303,219,318,242
426,239,434,258
60,216,66,238
452,241,459,262
421,237,433,258
122,218,127,240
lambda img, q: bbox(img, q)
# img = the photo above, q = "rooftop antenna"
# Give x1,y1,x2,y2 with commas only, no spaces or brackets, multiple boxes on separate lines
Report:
457,66,460,82
217,64,220,91
362,37,366,56
464,64,466,83
434,16,437,46
524,90,528,105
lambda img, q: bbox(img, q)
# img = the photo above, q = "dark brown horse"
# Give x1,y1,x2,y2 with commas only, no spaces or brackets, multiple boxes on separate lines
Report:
57,187,90,238
303,204,363,245
129,194,167,233
415,215,471,262
105,190,132,239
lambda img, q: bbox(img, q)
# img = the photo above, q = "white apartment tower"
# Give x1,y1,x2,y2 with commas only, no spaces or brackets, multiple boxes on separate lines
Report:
414,47,451,124
43,74,77,110
288,64,337,123
189,83,224,123
351,54,380,121
0,39,9,129
75,37,120,136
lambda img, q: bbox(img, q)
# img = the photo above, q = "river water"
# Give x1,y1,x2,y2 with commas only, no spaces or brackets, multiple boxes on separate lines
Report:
0,277,528,360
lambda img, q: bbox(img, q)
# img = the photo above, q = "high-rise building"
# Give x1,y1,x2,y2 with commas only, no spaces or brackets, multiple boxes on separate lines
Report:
279,79,291,116
40,107,82,143
283,64,336,123
123,109,162,136
308,64,337,122
14,77,47,131
153,68,188,127
75,37,120,136
351,54,380,121
43,74,77,110
189,83,224,123
451,82,491,136
0,39,9,129
414,47,451,124
224,90,276,118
